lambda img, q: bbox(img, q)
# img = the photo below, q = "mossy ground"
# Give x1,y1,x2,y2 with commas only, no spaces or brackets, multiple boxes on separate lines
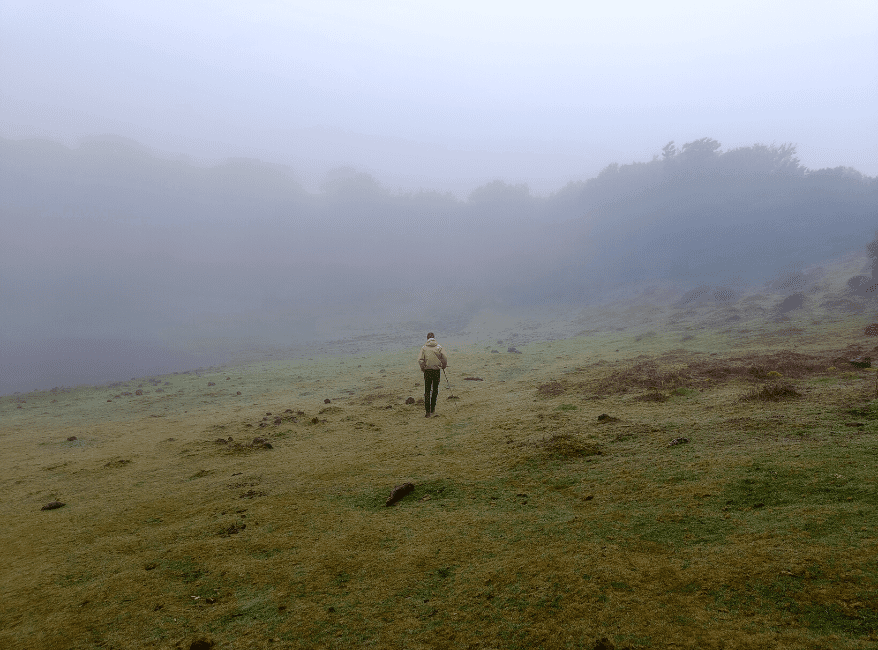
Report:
2,293,878,649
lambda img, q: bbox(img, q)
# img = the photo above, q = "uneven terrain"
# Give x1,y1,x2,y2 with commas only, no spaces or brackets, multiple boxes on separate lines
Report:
2,253,878,650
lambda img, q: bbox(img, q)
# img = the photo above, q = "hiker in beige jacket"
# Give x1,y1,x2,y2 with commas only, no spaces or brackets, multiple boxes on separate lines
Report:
418,332,448,417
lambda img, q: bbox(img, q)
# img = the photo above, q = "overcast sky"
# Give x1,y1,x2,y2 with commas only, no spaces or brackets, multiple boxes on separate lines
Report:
2,0,876,194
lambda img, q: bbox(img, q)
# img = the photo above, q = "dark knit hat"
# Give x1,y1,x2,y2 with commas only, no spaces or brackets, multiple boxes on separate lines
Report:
427,332,435,339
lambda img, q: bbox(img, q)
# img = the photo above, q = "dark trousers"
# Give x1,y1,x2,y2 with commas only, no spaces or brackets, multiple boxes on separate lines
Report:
424,369,440,413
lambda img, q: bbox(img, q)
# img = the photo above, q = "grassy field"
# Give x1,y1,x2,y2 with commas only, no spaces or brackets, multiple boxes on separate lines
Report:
2,284,878,649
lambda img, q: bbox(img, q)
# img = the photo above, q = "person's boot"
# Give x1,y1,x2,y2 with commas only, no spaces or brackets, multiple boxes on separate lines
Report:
425,411,430,418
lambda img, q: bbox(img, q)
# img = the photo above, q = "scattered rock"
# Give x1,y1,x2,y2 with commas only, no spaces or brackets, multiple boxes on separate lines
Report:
66,436,77,441
311,417,320,424
236,391,242,395
273,417,282,425
507,346,521,353
386,482,415,506
265,412,272,416
597,414,619,423
144,562,158,571
226,377,231,380
405,397,415,404
215,438,228,444
491,349,499,353
258,422,267,428
866,323,878,336
851,357,872,369
207,382,215,387
297,410,305,415
463,377,484,381
135,389,143,396
668,437,690,446
155,388,163,393
41,501,65,510
284,409,293,413
324,398,331,404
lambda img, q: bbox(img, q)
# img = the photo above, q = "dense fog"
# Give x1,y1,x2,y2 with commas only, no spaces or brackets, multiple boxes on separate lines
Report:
2,134,876,393
3,2,876,393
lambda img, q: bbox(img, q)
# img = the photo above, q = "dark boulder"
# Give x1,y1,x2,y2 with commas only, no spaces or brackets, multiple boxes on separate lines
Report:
385,482,415,506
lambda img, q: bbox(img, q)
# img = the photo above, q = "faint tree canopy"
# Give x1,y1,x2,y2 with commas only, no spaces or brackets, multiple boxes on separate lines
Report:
320,165,387,197
467,179,531,204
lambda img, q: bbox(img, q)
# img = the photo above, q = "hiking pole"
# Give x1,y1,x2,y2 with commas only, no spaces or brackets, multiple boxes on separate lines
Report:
443,368,458,402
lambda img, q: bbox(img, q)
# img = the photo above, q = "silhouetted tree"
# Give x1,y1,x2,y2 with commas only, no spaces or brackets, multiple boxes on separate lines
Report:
679,137,721,164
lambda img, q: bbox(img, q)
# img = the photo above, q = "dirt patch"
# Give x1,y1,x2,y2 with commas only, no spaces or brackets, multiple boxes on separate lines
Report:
588,349,839,397
536,381,565,397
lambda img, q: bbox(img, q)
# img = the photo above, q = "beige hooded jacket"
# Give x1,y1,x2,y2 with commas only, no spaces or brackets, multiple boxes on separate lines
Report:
418,339,448,371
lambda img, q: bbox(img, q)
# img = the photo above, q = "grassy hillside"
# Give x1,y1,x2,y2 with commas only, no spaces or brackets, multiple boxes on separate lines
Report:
2,252,878,649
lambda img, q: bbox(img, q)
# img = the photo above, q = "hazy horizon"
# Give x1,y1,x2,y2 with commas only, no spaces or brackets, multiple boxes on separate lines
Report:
2,1,876,195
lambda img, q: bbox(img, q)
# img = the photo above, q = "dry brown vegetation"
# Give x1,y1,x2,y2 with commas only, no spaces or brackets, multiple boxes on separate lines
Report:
2,269,878,649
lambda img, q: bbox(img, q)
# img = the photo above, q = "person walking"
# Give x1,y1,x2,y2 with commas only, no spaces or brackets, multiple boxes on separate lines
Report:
418,332,448,417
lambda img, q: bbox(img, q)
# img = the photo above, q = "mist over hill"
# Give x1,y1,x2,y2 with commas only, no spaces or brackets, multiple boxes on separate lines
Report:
2,134,876,394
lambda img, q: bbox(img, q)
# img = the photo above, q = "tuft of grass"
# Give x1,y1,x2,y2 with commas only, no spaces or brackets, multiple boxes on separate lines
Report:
533,432,602,459
740,382,802,402
634,390,668,402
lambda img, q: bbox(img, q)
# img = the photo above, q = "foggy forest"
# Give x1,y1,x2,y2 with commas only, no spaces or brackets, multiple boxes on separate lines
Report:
2,134,876,394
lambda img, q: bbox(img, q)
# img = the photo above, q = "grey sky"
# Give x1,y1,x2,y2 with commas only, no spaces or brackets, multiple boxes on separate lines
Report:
2,0,876,194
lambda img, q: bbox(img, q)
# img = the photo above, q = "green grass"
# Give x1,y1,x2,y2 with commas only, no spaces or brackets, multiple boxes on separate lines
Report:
4,314,878,649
